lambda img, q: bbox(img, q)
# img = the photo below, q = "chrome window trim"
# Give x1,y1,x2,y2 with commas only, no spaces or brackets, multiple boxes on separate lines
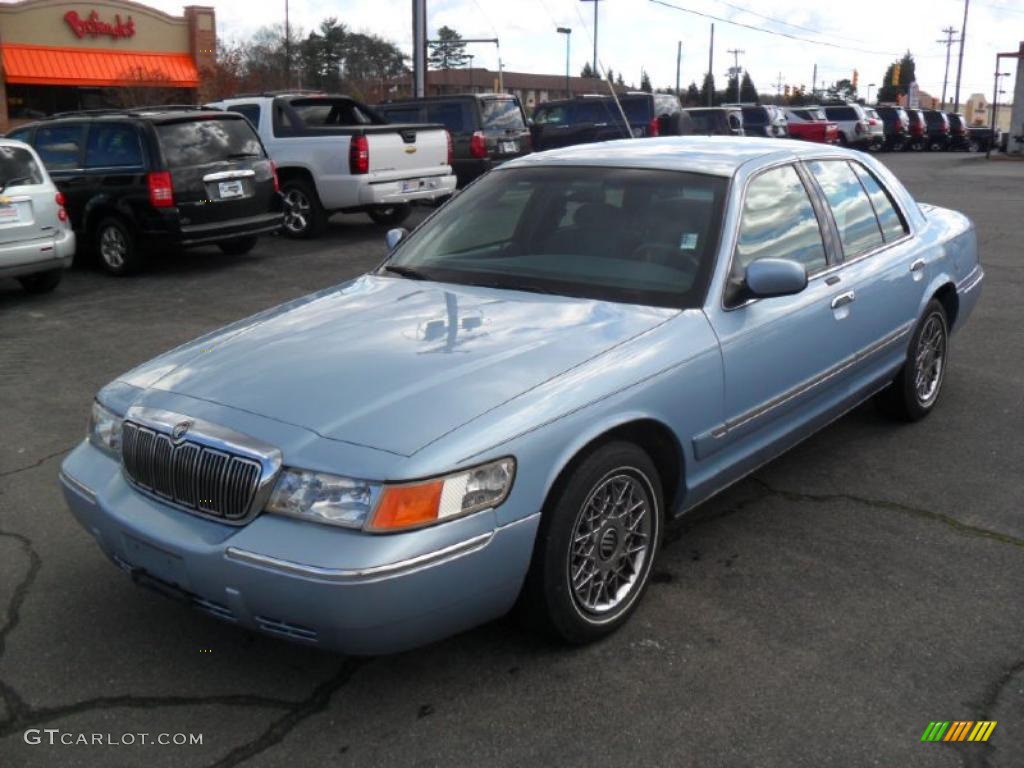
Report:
121,406,282,526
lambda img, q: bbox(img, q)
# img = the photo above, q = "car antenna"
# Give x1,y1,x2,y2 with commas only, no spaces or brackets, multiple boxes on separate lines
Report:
597,60,633,139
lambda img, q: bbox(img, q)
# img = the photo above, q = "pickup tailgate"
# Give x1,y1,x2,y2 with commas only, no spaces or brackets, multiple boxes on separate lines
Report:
362,125,449,180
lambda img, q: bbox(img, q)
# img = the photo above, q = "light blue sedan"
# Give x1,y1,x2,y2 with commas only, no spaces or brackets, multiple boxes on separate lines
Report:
59,137,983,653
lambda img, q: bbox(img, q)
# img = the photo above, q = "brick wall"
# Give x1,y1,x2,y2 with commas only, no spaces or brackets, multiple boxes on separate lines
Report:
184,5,216,100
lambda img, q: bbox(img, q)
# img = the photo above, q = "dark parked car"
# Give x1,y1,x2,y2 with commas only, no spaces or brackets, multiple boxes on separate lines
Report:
737,104,788,138
904,108,927,151
6,107,283,275
681,107,745,136
375,93,531,188
874,106,911,151
530,93,690,151
922,110,952,151
946,113,970,150
966,126,1000,153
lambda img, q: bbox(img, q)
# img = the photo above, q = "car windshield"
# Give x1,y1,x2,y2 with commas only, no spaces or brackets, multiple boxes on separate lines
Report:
686,111,720,131
481,99,525,131
0,144,44,188
157,118,264,167
380,166,727,308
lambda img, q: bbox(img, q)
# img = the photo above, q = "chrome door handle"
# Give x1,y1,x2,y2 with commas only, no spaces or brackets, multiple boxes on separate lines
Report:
831,290,856,309
910,258,926,273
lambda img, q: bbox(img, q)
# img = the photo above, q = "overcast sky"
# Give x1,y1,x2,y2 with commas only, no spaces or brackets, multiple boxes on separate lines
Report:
144,0,1020,102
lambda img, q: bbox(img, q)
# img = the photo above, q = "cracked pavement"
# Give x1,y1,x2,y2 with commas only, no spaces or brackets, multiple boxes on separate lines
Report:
0,154,1021,767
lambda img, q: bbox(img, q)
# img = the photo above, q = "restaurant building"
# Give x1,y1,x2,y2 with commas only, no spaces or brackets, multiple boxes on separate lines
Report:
0,0,215,132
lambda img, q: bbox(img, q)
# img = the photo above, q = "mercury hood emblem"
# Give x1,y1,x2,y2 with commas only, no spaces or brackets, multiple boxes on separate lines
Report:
171,420,193,442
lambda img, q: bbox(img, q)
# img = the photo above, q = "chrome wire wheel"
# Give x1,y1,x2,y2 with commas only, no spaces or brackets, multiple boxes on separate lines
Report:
913,312,947,406
282,187,311,234
99,225,127,269
568,469,654,617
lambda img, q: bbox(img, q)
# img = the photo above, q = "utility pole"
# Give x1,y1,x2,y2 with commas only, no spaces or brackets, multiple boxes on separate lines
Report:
580,0,603,77
284,0,291,88
953,0,970,111
727,48,744,102
775,71,783,97
676,41,682,94
707,23,714,106
937,26,959,109
412,0,426,97
811,63,817,101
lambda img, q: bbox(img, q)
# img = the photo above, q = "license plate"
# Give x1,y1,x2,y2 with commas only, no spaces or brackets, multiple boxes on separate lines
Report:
401,179,423,193
218,180,244,199
0,204,20,223
499,140,518,154
121,534,188,589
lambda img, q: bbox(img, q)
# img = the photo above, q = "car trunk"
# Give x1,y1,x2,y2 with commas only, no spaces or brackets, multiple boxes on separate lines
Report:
156,116,277,228
0,145,50,247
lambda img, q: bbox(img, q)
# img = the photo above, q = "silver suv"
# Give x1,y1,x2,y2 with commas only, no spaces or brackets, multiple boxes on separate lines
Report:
0,138,75,293
822,103,881,149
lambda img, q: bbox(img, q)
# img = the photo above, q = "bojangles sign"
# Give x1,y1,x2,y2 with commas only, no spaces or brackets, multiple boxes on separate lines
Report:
64,10,136,40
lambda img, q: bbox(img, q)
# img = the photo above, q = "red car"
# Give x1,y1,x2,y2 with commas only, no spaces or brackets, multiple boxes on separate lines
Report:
784,107,839,144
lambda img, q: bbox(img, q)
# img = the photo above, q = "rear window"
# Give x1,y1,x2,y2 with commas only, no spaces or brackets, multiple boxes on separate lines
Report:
426,101,470,133
825,106,858,121
742,107,768,124
620,97,652,124
924,112,947,126
157,118,264,167
378,105,423,124
0,144,45,188
480,99,525,131
685,110,718,131
290,99,382,127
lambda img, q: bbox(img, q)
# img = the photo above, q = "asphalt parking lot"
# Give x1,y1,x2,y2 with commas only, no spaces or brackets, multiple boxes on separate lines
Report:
1,152,1022,768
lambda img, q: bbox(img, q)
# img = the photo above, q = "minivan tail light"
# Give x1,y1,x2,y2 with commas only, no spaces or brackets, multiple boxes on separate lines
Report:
147,171,174,208
647,116,660,137
469,131,487,159
349,135,369,174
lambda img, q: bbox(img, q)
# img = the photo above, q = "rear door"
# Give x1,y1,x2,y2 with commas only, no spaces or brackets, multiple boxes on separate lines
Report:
155,115,276,227
0,142,51,247
83,121,147,226
530,103,573,150
479,96,530,159
32,122,88,231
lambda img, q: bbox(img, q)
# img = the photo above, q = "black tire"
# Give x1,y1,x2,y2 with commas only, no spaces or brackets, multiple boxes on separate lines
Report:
95,216,143,275
910,139,925,152
876,299,949,422
217,235,259,256
522,441,663,645
967,139,981,153
17,269,63,294
837,132,849,147
367,204,412,227
280,178,326,239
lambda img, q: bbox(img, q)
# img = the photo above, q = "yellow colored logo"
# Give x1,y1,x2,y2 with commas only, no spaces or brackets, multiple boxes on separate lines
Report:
404,146,417,154
0,196,10,205
921,721,997,742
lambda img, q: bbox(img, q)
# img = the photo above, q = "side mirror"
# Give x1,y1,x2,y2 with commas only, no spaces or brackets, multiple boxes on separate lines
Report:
385,227,407,252
745,258,808,299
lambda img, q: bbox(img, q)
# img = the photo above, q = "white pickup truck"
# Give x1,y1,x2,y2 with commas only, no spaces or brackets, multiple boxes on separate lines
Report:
208,93,457,238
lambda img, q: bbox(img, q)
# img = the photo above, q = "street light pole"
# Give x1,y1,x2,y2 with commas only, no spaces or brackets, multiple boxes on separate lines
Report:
727,48,744,102
580,0,603,76
557,27,572,98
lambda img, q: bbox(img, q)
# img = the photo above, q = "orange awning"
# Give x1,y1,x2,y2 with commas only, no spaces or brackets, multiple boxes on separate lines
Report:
1,44,198,88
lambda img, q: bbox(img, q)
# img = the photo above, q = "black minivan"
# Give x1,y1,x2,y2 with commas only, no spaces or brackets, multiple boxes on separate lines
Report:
6,107,283,275
375,94,531,187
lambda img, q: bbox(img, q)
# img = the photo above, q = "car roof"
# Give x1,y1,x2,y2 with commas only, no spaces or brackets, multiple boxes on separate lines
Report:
379,93,516,105
501,135,846,177
15,107,234,127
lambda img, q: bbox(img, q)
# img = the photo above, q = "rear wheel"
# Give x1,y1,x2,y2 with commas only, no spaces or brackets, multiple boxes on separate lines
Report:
837,132,849,147
217,235,259,255
17,269,63,294
522,442,663,644
281,178,326,239
967,139,981,153
367,204,412,227
876,300,949,421
95,216,143,275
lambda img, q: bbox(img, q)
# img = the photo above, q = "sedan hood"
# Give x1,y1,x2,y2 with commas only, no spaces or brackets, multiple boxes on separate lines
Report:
136,275,676,456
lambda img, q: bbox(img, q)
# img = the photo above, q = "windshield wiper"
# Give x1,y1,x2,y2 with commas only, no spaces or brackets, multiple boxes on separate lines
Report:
381,264,431,281
0,176,31,193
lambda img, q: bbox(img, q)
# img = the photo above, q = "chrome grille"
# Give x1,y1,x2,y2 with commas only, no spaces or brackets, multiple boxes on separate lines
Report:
121,421,261,521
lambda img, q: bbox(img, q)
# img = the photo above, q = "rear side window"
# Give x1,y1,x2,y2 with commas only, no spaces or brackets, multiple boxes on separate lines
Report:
291,99,381,126
86,124,142,167
572,100,618,124
378,106,423,124
620,98,652,124
426,101,469,133
850,164,908,243
734,165,826,278
480,99,525,131
825,106,858,121
228,104,262,129
156,118,263,167
34,124,84,169
742,107,767,124
0,144,45,187
533,105,568,125
807,160,884,258
6,128,32,143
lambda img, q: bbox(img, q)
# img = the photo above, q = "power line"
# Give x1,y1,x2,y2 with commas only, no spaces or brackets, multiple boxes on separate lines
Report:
647,0,900,57
705,0,876,46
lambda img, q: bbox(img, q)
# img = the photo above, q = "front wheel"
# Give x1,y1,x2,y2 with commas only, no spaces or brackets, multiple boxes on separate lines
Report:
967,139,981,153
522,442,663,644
876,299,949,421
18,269,63,294
367,204,412,227
217,235,259,256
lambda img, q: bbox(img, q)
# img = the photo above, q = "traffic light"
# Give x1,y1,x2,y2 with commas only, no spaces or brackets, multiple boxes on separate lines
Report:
892,63,901,86
852,69,859,89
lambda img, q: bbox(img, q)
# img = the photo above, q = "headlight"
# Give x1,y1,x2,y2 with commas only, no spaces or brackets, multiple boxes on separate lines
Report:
88,401,122,457
367,457,515,532
265,469,380,529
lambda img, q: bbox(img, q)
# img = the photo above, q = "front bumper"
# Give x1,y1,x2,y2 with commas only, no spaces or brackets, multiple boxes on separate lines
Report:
59,441,538,654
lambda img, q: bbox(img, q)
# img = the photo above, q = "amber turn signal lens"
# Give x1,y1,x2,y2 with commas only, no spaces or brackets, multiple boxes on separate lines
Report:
368,481,444,531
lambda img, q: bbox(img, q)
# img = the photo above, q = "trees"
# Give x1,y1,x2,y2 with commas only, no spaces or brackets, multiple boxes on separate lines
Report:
640,69,652,93
699,72,717,106
740,72,758,103
427,26,469,70
581,62,595,78
827,77,857,102
877,50,916,103
684,81,701,106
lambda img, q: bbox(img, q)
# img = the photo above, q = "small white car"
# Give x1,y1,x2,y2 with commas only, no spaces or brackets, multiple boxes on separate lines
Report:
0,138,75,293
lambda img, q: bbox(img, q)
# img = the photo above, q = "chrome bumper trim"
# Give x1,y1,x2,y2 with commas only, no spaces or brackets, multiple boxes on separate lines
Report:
956,265,984,293
59,469,97,505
